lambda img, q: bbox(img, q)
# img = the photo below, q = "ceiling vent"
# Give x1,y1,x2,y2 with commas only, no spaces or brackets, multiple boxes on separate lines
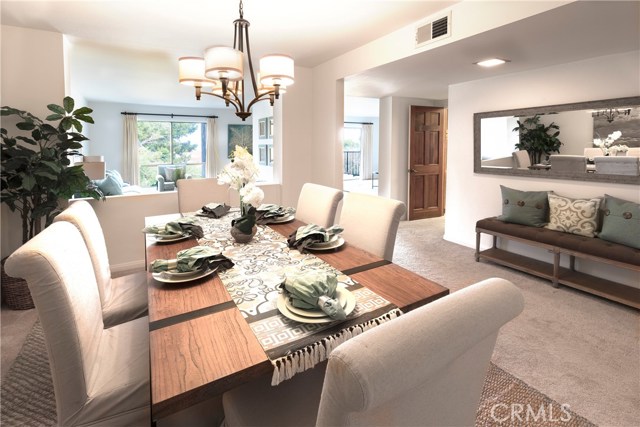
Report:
415,12,451,48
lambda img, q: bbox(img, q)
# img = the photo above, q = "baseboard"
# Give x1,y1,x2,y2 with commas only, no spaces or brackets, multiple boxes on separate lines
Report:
111,260,146,275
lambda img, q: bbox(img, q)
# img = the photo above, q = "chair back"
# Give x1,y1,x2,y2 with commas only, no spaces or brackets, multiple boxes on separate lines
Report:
512,150,531,168
338,192,405,261
549,154,587,173
177,178,231,214
626,147,640,157
584,147,603,161
54,200,112,306
316,278,524,427
5,222,104,423
296,183,343,228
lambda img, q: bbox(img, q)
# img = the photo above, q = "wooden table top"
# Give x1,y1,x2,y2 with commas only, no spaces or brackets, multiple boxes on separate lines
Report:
146,214,449,420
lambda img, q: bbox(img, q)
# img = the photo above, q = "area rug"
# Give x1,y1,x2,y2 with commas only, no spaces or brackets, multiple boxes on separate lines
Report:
1,322,597,426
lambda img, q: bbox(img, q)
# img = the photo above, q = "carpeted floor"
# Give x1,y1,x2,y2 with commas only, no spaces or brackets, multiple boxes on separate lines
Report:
0,321,596,427
2,217,638,426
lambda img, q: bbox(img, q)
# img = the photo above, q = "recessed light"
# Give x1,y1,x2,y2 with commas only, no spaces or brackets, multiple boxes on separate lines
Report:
475,58,510,67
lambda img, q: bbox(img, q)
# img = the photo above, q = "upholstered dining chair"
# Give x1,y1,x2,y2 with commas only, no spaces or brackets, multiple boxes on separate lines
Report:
512,150,531,169
295,183,344,228
177,178,231,214
584,147,603,161
54,200,148,328
4,221,150,426
626,147,640,157
222,277,524,427
338,192,405,261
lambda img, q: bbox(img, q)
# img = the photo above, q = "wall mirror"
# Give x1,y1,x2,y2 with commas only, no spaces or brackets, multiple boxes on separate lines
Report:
474,96,640,184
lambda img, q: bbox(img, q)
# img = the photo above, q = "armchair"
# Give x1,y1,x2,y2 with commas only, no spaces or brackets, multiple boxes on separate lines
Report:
156,164,191,192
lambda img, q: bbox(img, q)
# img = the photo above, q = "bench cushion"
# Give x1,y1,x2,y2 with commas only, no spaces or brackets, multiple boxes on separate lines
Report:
477,217,640,267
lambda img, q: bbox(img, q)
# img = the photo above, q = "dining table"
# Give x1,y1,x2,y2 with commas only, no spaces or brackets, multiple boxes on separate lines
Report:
144,210,449,422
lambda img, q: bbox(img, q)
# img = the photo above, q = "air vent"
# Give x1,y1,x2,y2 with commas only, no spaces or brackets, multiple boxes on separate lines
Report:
415,12,451,47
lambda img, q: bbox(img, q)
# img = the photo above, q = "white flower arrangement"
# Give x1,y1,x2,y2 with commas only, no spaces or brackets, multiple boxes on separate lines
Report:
593,131,626,156
218,145,264,212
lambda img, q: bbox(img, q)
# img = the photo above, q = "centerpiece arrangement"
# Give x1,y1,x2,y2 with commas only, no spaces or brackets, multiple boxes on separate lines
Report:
593,131,628,156
218,145,264,243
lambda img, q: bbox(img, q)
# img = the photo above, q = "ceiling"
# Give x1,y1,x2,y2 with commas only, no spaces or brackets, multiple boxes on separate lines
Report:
2,1,639,111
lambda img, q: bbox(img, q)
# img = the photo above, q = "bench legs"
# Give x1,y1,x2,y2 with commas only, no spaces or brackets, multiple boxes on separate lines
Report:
552,251,560,288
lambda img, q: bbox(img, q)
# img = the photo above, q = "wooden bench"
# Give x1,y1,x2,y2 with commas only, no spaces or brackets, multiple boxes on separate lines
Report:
475,217,640,309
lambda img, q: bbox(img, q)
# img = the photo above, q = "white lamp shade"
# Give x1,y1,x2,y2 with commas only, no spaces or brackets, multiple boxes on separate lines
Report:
178,57,218,87
257,72,286,95
204,47,244,81
259,54,294,87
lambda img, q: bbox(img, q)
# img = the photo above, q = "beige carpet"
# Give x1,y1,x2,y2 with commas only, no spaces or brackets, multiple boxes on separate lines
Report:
394,217,640,427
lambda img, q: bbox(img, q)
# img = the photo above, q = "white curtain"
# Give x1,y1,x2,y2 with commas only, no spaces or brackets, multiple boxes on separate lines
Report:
122,114,139,185
205,117,219,178
360,124,374,180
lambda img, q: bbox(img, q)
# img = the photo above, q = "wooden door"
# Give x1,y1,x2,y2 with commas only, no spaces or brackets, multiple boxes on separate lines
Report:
408,106,447,220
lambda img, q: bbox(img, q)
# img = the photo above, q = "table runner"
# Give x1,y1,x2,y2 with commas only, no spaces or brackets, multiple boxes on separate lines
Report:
193,214,402,385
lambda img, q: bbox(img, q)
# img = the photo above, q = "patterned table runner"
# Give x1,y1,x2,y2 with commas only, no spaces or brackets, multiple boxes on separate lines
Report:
194,214,401,384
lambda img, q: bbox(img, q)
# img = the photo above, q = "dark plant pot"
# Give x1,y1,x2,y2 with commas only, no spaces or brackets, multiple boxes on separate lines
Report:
1,257,34,310
230,225,257,244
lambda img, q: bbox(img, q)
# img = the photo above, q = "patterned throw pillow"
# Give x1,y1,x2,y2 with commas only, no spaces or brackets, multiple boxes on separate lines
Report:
545,193,601,237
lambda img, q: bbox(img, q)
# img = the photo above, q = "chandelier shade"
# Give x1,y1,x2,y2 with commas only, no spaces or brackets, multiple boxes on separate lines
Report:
204,46,244,81
178,0,294,121
178,57,219,87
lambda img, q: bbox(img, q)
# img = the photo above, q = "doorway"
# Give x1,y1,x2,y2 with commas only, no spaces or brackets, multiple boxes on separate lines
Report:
408,106,447,219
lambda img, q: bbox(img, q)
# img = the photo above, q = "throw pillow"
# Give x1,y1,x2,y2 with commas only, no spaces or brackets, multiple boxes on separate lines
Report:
106,169,125,187
545,193,601,237
94,174,123,196
498,185,550,227
164,166,178,182
598,195,640,249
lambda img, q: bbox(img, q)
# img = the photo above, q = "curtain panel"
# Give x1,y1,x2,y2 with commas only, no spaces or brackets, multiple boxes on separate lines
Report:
205,117,218,179
360,124,374,180
122,114,139,185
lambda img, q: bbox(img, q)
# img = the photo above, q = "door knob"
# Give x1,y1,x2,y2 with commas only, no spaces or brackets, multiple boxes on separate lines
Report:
408,168,417,173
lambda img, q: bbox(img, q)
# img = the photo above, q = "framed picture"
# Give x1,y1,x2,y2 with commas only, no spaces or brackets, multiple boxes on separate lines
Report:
259,118,268,139
268,117,274,139
228,124,253,155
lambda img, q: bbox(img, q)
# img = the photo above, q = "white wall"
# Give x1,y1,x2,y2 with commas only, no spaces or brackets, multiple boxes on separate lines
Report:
1,25,66,257
445,51,640,286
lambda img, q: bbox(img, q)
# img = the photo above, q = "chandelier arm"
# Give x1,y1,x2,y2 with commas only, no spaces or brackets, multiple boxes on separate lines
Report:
199,91,242,113
246,91,275,111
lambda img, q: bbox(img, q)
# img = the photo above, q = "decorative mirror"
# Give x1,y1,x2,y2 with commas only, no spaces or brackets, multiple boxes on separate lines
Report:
474,96,640,184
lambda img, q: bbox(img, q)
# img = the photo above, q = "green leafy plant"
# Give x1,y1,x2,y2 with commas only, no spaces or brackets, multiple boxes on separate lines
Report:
1,97,103,243
513,114,562,164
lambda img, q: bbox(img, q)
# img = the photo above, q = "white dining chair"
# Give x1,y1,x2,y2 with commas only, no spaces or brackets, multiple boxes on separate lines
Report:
222,277,524,427
177,177,231,214
338,192,405,261
626,147,640,157
4,221,150,426
295,183,344,228
512,150,531,169
53,200,148,328
583,147,604,161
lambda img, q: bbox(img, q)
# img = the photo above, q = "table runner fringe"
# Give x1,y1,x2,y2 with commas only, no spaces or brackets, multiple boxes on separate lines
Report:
271,308,402,385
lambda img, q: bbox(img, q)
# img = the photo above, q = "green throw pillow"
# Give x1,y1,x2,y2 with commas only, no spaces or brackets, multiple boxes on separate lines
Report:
94,174,123,196
106,169,125,187
498,185,550,227
545,193,602,237
598,195,640,249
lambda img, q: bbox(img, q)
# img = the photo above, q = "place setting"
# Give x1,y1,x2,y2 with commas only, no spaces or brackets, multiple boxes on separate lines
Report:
255,204,296,224
142,216,204,244
150,246,235,284
276,269,356,324
287,223,345,252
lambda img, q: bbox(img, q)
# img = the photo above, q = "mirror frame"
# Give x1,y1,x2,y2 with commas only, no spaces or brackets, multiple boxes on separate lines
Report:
474,96,640,185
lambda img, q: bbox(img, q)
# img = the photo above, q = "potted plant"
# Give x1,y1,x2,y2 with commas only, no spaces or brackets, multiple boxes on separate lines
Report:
1,97,103,309
512,114,562,164
1,97,104,244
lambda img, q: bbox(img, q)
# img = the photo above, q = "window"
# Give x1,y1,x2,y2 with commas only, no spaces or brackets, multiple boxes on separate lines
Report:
343,125,362,177
137,121,206,187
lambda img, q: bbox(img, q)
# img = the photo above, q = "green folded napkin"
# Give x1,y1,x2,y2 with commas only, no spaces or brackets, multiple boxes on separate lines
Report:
198,203,231,218
287,224,344,252
142,216,204,239
150,246,234,273
281,270,346,320
255,204,295,224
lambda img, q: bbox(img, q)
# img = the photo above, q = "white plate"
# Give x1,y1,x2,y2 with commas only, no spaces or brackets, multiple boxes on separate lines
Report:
266,213,295,224
307,236,345,251
153,234,189,243
276,287,356,323
160,269,204,278
152,267,217,284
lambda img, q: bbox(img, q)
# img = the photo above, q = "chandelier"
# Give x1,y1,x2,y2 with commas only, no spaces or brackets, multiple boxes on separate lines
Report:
178,0,294,121
592,108,632,123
